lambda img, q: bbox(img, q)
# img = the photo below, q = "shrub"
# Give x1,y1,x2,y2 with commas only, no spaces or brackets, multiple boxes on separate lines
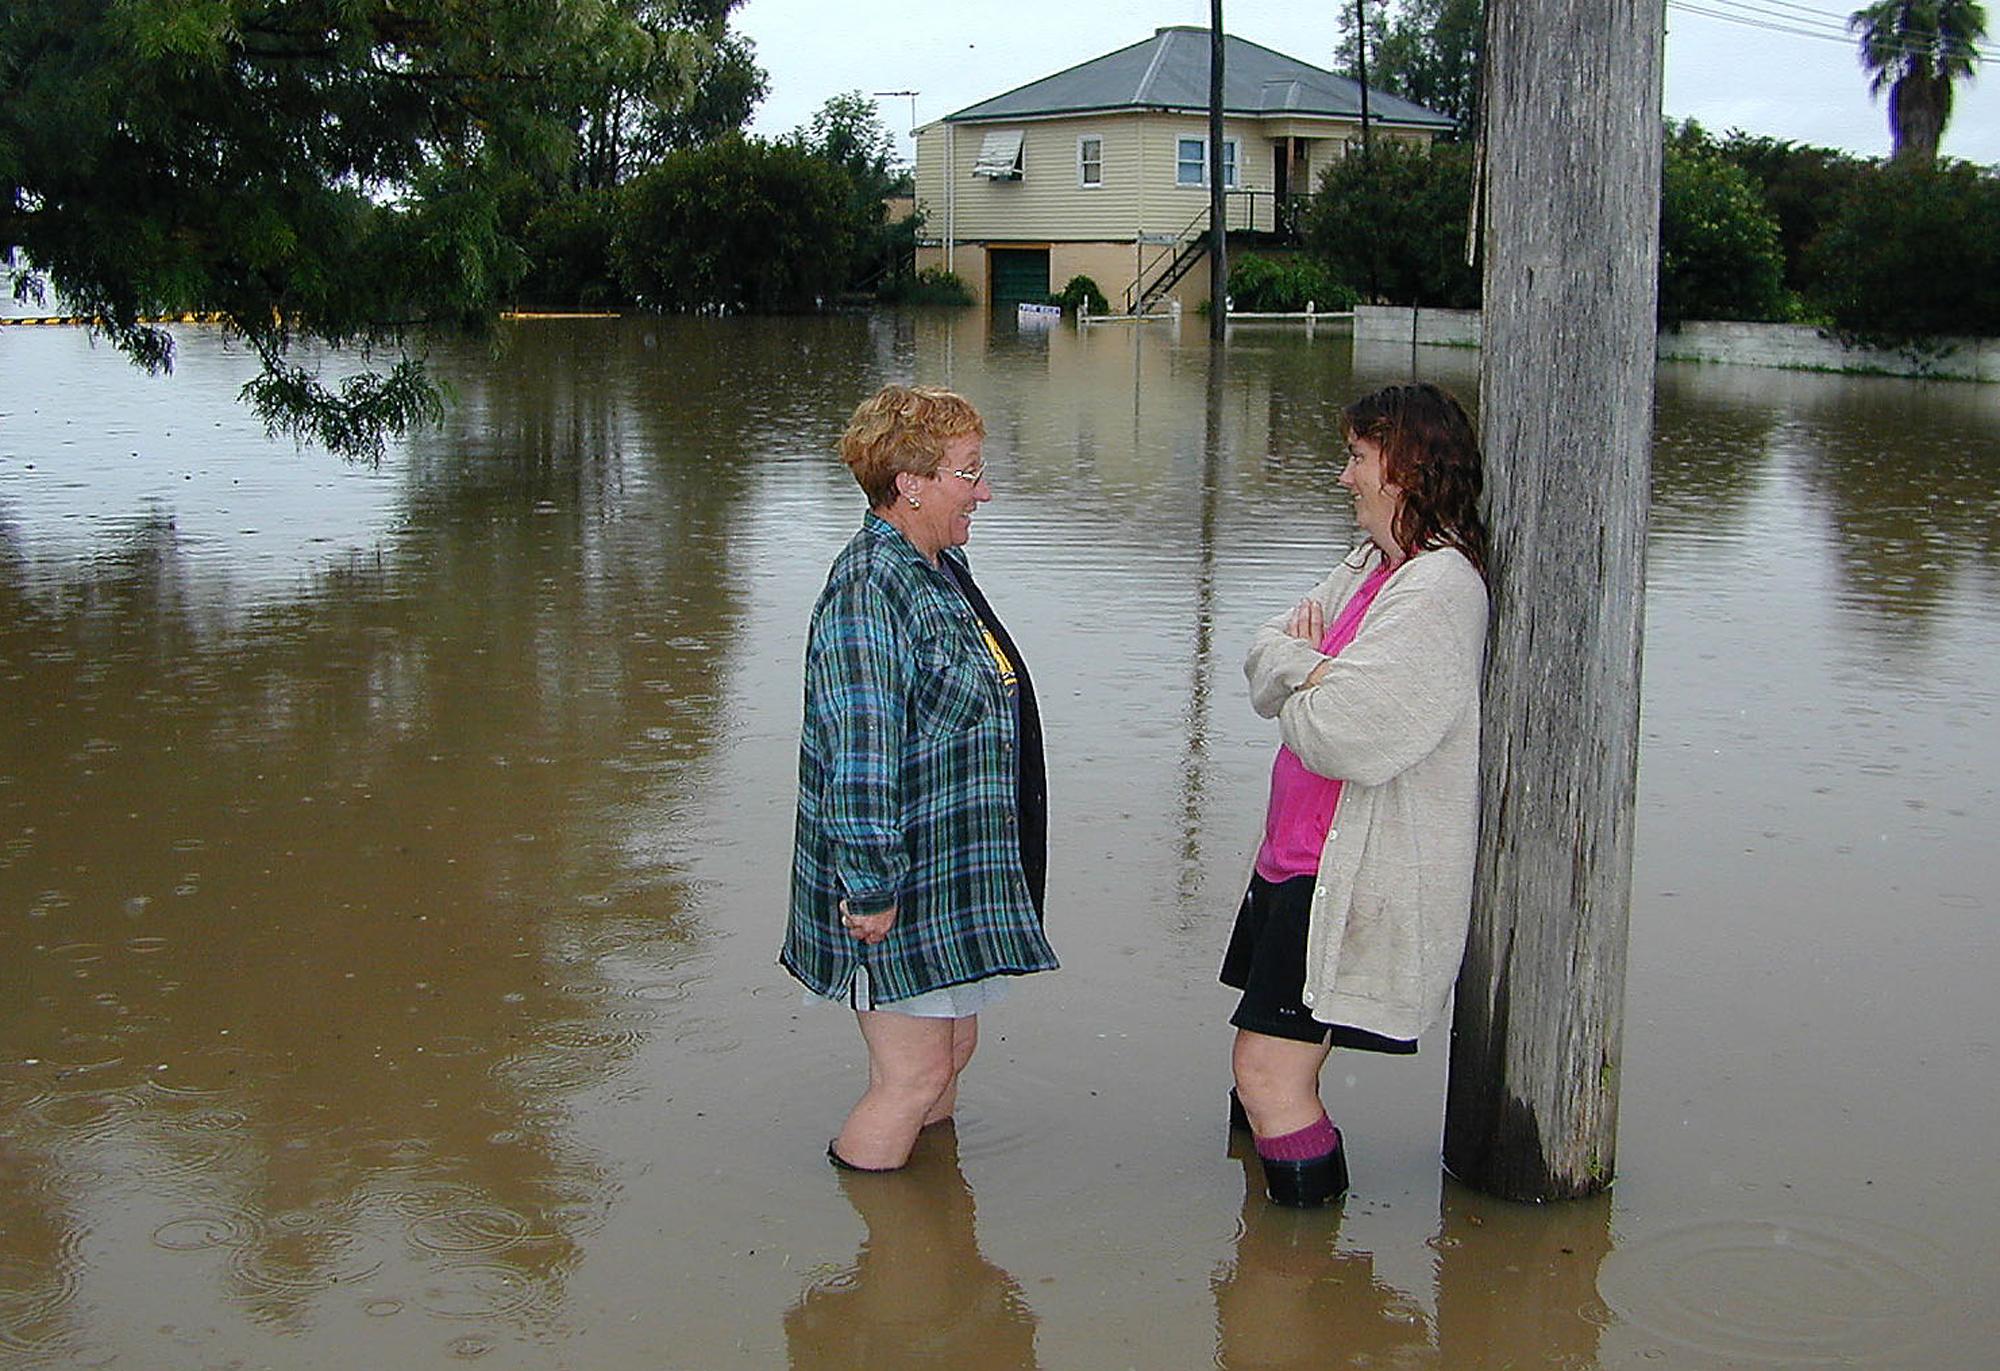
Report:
877,267,973,306
1052,274,1109,313
516,190,621,308
1711,130,1870,297
1227,254,1358,312
1659,136,1790,324
613,135,857,313
1305,141,1480,308
1803,161,2000,345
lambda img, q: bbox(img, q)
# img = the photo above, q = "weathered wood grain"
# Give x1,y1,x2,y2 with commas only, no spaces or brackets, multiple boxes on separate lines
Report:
1442,0,1662,1201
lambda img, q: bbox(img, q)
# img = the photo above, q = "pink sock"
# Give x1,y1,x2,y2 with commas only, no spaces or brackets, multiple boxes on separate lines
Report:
1255,1114,1340,1162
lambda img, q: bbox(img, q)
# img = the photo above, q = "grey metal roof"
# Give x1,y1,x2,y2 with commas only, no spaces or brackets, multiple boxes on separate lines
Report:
944,26,1454,130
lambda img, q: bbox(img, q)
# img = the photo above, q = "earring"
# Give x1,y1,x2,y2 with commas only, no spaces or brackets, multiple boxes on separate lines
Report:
906,494,921,509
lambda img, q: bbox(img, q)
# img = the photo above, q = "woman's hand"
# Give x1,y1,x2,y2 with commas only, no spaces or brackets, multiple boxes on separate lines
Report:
1284,598,1326,644
838,898,897,945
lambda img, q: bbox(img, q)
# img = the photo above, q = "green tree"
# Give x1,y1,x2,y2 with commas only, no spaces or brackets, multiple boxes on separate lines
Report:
1305,140,1479,308
791,92,914,294
796,92,902,189
647,30,768,153
515,190,623,308
1848,0,1989,164
1333,1,1392,81
613,135,856,313
1712,132,1870,294
0,0,736,457
1804,160,2000,343
1659,125,1789,324
576,2,768,183
1373,0,1484,136
1335,0,1481,135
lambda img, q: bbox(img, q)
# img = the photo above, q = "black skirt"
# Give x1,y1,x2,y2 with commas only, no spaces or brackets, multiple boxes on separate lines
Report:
1219,872,1418,1053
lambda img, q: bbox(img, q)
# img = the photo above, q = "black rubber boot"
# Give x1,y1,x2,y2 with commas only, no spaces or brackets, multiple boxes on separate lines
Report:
826,1140,901,1173
1261,1137,1350,1207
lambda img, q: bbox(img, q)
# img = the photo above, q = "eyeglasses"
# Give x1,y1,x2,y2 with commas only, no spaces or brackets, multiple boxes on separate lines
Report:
944,463,987,485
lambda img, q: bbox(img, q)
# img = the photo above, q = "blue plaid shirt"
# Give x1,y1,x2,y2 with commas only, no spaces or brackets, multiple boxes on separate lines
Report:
782,514,1058,1004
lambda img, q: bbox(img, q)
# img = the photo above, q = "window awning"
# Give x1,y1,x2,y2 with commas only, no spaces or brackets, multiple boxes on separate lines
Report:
971,129,1024,179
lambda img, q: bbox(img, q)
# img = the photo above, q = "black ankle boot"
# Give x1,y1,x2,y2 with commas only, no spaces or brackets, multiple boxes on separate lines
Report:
1261,1136,1350,1207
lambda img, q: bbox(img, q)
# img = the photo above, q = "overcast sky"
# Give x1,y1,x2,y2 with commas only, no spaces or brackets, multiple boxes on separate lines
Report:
737,0,1999,167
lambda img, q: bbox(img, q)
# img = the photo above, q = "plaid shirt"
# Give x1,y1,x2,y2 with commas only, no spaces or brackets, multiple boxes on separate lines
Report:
782,514,1058,1004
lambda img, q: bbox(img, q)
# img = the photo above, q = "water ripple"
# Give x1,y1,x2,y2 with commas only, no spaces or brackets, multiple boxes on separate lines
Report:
1597,1215,1951,1364
224,1228,382,1300
152,1211,265,1252
417,1261,549,1321
26,1088,147,1141
0,1247,85,1357
406,1203,539,1256
488,1019,641,1094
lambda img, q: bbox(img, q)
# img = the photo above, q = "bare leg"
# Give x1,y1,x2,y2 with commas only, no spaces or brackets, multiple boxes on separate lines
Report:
833,1011,958,1170
922,1015,978,1126
1232,1028,1334,1138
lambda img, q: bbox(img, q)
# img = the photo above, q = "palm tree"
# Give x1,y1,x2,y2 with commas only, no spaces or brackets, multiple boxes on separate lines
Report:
1848,0,1989,164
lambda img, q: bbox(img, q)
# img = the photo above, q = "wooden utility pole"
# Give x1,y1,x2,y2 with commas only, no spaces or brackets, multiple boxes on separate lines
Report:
1208,3,1227,339
1353,0,1373,162
1441,0,1662,1201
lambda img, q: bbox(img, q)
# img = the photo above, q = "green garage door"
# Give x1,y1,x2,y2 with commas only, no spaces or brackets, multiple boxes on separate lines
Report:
988,249,1050,309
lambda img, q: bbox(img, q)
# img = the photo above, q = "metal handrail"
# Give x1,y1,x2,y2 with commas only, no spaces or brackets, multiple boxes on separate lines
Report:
1121,190,1290,313
1124,204,1213,313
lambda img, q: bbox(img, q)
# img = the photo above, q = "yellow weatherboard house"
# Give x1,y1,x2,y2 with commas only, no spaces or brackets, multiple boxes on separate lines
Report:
913,26,1453,312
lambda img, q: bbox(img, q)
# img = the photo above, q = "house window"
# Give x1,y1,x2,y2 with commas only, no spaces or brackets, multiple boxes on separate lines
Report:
1176,137,1204,186
1175,136,1238,187
1078,135,1103,187
972,129,1025,180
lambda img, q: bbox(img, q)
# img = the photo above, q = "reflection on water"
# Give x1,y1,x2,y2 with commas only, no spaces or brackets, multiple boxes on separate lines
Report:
1212,1146,1611,1369
1213,1144,1431,1368
784,1125,1037,1370
2,319,751,1360
1654,365,2000,638
1432,1180,1614,1369
2,310,1996,1367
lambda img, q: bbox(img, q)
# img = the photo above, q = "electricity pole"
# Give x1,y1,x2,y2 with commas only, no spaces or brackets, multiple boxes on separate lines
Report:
1442,0,1663,1202
1208,2,1228,340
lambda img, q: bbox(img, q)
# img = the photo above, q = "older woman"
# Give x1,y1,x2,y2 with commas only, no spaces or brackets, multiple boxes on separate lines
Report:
782,383,1058,1173
1223,381,1490,1206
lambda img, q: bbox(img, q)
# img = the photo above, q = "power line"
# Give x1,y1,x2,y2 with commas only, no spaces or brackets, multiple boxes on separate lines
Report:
1667,0,2000,60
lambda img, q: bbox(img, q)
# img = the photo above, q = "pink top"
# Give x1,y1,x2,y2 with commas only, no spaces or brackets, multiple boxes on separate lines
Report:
1253,560,1397,882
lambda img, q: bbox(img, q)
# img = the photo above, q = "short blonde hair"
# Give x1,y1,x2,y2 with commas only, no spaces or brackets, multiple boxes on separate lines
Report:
840,384,985,509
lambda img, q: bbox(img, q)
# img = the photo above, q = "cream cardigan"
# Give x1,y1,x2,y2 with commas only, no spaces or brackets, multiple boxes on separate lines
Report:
1243,543,1488,1042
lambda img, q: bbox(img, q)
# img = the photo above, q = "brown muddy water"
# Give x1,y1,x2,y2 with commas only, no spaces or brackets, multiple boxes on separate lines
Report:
3,309,1998,1370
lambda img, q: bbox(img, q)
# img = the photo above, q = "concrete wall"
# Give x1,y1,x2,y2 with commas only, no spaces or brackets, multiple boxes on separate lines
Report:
1353,305,1482,347
1658,320,2000,382
1355,307,2000,381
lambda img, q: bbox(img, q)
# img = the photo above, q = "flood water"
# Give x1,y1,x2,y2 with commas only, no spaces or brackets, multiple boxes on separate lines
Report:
3,309,1998,1370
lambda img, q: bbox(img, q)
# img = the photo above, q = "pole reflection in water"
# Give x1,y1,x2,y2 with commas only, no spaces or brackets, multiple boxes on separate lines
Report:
1213,1144,1614,1369
1175,343,1226,903
1432,1180,1614,1368
784,1124,1039,1370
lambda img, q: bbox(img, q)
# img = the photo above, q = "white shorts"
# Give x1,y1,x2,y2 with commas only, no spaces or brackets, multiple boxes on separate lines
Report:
804,963,1012,1019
